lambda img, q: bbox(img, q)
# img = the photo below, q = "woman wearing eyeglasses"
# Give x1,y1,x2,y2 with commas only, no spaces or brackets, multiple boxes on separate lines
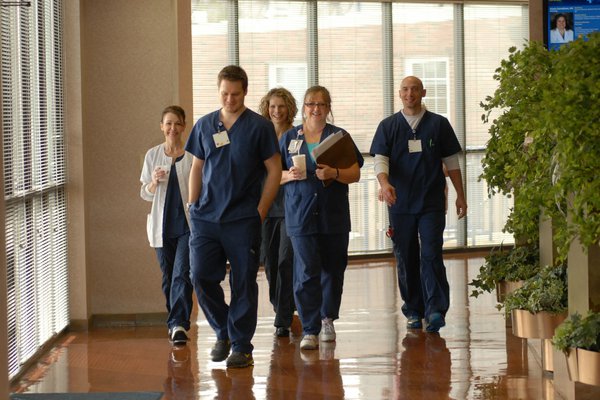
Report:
279,85,364,351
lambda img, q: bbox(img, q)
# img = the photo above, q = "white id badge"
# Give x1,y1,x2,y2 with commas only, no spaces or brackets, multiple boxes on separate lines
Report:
288,139,303,154
408,139,422,153
213,131,230,148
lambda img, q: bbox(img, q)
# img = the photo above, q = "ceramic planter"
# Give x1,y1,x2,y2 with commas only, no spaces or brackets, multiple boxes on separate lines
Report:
565,348,579,382
542,338,554,372
577,348,600,386
511,309,567,339
495,280,524,303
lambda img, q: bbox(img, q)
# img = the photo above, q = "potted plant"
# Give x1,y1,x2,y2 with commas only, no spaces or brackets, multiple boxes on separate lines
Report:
504,265,568,339
480,34,600,263
469,244,540,303
553,311,600,386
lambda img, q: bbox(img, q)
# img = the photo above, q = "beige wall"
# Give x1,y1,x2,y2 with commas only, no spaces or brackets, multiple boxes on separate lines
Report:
67,0,193,324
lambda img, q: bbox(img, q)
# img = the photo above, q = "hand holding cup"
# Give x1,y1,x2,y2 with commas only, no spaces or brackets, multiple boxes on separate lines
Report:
291,154,307,180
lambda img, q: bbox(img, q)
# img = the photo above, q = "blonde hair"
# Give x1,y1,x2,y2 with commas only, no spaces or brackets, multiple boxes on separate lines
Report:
258,87,298,126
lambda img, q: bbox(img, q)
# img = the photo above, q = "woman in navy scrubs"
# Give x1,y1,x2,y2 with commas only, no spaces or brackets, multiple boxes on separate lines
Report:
140,105,193,346
258,87,298,338
279,86,364,351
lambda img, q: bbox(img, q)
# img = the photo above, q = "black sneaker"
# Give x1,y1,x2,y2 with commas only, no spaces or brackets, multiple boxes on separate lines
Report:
275,327,290,337
226,351,254,368
425,312,445,333
170,326,189,346
406,315,423,330
210,339,231,362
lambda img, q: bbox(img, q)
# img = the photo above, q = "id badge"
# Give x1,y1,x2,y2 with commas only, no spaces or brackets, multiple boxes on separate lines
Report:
408,139,422,153
288,139,303,154
213,131,230,148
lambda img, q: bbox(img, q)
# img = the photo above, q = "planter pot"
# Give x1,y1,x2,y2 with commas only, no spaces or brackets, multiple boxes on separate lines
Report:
511,309,567,339
496,280,524,303
577,348,600,386
542,338,554,372
565,348,579,382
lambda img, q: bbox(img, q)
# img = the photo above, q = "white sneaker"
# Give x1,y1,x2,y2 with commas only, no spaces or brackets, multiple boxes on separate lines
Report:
320,318,336,342
300,334,319,350
170,326,188,346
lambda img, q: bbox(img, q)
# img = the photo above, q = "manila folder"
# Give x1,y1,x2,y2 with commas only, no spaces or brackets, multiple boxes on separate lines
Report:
312,131,358,186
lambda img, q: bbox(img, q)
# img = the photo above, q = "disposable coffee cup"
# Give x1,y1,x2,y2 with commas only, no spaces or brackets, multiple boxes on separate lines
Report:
157,165,171,181
292,154,307,180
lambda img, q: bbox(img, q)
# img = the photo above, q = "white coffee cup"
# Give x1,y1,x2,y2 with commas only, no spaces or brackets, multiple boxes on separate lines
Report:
292,154,307,180
157,165,171,181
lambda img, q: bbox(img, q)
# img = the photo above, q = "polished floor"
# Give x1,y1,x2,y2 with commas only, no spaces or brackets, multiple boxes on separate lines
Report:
11,255,560,399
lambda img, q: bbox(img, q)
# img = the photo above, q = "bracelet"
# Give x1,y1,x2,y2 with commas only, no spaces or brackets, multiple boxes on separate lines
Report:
335,168,339,179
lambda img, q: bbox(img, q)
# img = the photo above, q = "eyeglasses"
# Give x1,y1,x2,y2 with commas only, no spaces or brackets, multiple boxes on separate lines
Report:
304,102,328,108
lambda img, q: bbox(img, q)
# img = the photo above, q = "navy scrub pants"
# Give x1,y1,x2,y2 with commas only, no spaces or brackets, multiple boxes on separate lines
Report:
189,217,261,354
155,232,193,330
290,233,349,336
261,216,295,329
388,211,450,320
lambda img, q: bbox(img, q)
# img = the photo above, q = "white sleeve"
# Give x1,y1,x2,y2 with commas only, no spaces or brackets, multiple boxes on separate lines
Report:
374,154,389,176
442,153,460,170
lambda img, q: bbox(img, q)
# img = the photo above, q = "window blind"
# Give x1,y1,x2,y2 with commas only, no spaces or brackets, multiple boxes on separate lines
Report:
1,0,68,379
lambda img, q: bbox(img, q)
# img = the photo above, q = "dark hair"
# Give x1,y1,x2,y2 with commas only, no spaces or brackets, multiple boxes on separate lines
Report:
258,87,298,125
217,65,249,92
302,85,334,124
161,105,186,124
552,13,572,30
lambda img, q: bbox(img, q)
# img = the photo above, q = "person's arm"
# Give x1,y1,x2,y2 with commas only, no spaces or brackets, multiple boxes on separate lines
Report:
140,151,163,200
376,172,396,206
315,162,360,184
446,168,467,219
258,153,283,222
188,156,204,205
280,169,297,185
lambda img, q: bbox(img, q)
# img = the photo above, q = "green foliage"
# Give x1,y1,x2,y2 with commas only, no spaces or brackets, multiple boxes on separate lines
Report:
480,33,600,258
469,244,540,298
543,33,600,253
503,265,567,315
553,311,600,353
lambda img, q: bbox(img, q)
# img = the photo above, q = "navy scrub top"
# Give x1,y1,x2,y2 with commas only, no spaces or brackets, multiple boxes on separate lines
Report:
163,155,189,238
369,110,462,214
185,108,279,223
280,123,364,236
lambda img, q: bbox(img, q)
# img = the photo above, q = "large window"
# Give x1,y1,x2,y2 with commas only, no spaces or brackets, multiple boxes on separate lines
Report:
191,0,528,254
1,1,68,378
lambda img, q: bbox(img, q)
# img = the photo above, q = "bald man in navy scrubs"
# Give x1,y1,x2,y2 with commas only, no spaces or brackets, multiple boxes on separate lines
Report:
369,76,467,333
185,65,281,368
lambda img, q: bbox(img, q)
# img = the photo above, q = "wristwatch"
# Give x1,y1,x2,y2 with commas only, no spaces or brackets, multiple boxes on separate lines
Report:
186,202,193,211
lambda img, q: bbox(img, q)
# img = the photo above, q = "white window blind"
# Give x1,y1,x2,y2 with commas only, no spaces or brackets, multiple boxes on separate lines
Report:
1,0,68,379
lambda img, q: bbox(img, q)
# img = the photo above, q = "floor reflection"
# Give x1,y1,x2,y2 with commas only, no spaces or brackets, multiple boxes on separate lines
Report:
395,331,451,399
10,257,565,399
164,346,194,400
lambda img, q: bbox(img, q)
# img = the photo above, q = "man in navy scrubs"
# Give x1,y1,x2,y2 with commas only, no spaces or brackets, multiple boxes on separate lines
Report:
370,76,467,333
185,65,281,367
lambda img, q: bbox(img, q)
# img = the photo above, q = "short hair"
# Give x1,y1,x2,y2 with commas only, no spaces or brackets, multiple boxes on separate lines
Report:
161,105,186,124
258,87,298,126
217,65,248,92
302,85,334,124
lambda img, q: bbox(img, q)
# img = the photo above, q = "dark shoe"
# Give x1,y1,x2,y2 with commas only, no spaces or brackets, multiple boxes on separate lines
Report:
406,315,423,329
170,326,189,346
276,327,290,337
425,312,445,333
226,351,254,368
211,339,231,362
